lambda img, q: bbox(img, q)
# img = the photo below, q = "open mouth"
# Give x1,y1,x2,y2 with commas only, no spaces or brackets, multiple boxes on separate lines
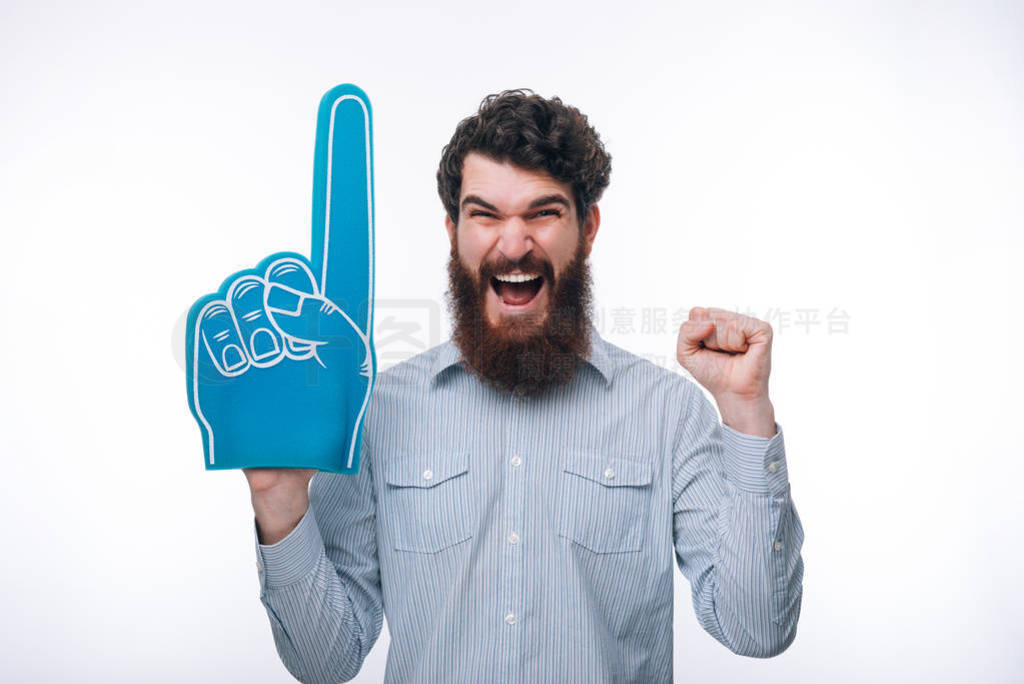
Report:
490,273,545,309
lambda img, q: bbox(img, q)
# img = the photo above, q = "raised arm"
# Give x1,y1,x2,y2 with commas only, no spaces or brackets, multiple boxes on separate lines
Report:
672,306,804,656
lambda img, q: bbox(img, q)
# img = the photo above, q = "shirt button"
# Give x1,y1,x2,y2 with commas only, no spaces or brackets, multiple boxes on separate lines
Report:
508,531,520,545
773,540,783,551
767,461,779,474
505,612,517,625
510,455,522,468
256,559,263,572
604,467,615,480
422,469,433,481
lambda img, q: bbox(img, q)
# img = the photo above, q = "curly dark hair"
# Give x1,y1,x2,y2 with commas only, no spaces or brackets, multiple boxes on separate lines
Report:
437,89,612,230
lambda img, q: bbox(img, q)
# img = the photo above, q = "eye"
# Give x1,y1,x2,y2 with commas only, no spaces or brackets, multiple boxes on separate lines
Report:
469,210,497,218
533,209,562,218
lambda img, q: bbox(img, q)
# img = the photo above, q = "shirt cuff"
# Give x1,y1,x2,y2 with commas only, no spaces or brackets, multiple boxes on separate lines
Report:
255,506,325,590
720,421,789,496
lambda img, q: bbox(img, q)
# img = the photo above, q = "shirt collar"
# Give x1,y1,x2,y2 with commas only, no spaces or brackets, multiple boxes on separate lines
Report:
430,323,614,387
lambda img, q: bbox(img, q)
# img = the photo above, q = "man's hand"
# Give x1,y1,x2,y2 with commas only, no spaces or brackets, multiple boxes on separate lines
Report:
676,306,776,437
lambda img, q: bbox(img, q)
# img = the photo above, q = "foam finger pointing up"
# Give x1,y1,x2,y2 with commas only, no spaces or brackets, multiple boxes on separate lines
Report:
309,84,374,335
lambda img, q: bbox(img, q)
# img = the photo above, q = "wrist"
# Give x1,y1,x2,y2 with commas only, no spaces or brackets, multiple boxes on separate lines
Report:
252,489,309,545
716,394,776,438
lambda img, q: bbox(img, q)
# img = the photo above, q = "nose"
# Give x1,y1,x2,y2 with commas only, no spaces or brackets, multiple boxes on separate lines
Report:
496,216,533,263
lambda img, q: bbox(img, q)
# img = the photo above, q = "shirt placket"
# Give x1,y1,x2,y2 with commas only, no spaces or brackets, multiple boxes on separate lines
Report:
501,390,527,680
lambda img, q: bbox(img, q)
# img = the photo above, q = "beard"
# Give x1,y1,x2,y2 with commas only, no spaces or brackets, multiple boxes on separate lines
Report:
445,236,594,397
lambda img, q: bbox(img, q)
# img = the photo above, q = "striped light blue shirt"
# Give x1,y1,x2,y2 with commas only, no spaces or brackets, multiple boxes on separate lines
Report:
255,325,804,682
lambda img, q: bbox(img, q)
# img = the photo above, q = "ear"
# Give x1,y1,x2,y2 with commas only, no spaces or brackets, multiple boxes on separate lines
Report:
581,204,600,258
445,214,456,247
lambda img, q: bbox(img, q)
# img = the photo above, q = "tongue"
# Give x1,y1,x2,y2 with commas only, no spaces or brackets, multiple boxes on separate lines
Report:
496,279,541,305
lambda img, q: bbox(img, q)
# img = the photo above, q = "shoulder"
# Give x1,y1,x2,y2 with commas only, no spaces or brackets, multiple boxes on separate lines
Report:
375,340,454,387
597,335,698,405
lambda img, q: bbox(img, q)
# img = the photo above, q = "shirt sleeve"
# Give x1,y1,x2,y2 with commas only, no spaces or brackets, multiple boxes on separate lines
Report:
255,438,384,683
672,382,804,658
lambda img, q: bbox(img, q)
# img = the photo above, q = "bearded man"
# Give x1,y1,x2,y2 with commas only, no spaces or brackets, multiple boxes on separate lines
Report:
246,90,804,683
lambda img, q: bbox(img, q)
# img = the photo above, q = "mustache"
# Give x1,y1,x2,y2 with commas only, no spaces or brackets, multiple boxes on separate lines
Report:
479,254,555,285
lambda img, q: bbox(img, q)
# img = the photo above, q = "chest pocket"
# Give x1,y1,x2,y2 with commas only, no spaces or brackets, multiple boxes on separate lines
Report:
383,452,473,553
558,453,653,554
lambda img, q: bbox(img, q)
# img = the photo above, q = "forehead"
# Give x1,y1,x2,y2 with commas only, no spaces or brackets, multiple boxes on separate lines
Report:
460,152,573,208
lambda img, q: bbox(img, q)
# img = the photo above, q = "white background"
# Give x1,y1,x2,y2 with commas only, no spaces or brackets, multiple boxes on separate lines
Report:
1,1,1021,681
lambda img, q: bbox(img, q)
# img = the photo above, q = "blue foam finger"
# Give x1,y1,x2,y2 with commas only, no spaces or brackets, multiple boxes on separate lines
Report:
311,85,375,329
185,84,376,474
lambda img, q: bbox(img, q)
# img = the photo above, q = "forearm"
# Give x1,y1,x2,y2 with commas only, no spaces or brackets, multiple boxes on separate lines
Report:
696,480,804,658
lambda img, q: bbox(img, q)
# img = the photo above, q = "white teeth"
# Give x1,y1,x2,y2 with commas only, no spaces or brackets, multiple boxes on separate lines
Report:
494,273,541,283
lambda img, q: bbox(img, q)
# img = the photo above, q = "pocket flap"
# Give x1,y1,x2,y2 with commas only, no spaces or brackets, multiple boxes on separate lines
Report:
384,452,469,488
563,453,652,487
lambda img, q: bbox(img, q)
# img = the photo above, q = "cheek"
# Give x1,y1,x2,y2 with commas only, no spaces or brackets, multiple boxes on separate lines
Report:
456,229,490,266
547,234,582,272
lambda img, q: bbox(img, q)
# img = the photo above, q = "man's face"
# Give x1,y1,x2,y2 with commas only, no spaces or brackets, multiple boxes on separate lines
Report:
446,153,599,331
444,152,600,395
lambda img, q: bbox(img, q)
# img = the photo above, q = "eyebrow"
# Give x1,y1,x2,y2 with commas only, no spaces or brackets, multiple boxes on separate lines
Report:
528,194,571,210
461,193,572,213
461,195,499,212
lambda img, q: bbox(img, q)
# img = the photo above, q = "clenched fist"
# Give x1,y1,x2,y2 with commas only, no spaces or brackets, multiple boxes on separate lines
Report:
676,306,776,437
